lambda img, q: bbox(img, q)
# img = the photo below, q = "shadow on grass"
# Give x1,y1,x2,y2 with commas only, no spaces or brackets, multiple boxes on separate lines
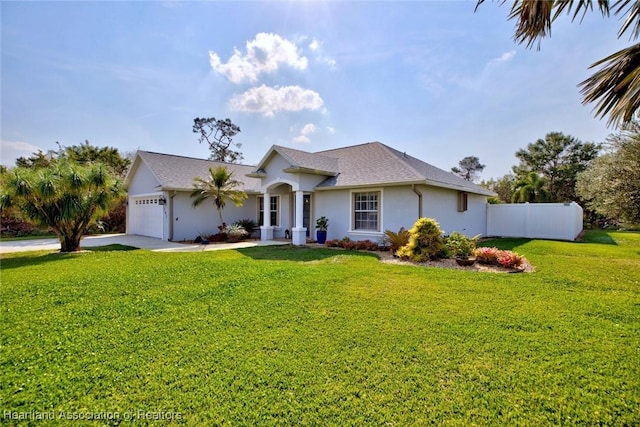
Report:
479,238,532,251
87,244,138,252
0,245,139,270
236,245,379,262
580,230,618,245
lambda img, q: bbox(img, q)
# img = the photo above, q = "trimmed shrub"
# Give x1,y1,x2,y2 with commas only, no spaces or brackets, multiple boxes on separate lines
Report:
445,232,479,258
396,218,445,262
324,238,381,251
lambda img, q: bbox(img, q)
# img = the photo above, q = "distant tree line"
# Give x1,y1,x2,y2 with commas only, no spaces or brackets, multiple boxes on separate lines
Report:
471,125,640,228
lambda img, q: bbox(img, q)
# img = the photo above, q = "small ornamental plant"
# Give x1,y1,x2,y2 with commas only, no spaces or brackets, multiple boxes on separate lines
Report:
383,228,410,254
224,224,248,241
473,247,524,269
445,232,480,258
473,247,500,264
497,250,524,269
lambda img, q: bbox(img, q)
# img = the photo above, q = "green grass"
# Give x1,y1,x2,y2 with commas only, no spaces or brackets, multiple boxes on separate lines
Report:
1,231,639,425
0,234,56,242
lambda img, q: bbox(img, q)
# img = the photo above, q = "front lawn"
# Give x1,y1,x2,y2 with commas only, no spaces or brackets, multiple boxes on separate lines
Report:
1,231,638,424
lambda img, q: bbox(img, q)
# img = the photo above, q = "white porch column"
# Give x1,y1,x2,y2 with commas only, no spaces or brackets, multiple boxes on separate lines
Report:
260,192,274,241
292,190,306,245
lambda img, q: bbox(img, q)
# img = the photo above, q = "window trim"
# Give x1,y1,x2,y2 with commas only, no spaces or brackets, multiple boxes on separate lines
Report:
258,195,280,227
457,192,468,212
350,189,382,232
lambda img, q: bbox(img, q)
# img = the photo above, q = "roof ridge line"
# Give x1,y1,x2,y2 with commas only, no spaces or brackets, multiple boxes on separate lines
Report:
139,150,253,167
376,143,429,181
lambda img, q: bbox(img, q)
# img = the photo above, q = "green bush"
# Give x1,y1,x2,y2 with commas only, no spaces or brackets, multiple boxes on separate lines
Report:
445,232,479,258
397,218,445,262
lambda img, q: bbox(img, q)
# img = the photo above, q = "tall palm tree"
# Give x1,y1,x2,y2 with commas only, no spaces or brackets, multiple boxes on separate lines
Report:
190,166,248,226
477,0,640,126
512,172,549,203
0,159,123,252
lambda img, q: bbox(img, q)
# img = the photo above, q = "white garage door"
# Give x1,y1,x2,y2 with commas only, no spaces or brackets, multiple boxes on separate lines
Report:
129,196,164,239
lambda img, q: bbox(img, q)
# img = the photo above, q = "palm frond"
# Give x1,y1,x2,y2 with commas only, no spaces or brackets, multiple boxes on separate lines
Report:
509,0,554,49
553,0,610,22
614,0,640,39
579,43,640,126
479,1,611,49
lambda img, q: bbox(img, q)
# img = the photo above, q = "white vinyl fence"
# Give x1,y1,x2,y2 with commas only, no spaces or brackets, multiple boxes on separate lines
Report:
487,202,583,241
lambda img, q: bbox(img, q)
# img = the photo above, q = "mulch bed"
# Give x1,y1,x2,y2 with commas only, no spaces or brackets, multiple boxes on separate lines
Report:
374,250,533,273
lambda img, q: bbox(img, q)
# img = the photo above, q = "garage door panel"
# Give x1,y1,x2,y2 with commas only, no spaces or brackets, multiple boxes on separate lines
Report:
130,196,164,239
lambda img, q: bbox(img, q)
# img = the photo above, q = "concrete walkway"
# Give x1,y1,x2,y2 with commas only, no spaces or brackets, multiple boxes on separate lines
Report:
0,234,289,254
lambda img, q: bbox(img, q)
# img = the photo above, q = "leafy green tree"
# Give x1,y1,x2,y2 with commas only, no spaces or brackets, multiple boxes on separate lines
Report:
0,159,123,252
15,150,55,169
481,174,515,204
512,172,549,203
193,117,243,163
576,121,640,225
451,156,486,181
15,141,131,177
190,166,248,226
65,141,131,177
513,132,600,202
476,0,640,126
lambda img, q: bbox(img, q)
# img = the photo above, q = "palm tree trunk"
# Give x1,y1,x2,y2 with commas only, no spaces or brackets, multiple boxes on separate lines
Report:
59,233,82,252
217,209,224,228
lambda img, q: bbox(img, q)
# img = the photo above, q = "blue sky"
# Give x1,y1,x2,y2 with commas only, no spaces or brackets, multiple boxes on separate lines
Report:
1,1,625,179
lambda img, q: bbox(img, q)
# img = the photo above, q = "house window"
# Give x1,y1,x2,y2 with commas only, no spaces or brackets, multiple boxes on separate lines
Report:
353,191,380,231
258,196,279,226
458,192,468,212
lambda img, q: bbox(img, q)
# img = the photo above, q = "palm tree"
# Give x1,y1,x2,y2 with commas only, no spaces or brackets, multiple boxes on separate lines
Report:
512,172,549,203
0,159,123,252
477,0,640,126
190,166,248,226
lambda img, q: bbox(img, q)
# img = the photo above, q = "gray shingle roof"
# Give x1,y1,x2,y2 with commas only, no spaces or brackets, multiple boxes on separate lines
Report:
128,151,261,193
315,142,495,196
267,145,339,175
128,143,495,197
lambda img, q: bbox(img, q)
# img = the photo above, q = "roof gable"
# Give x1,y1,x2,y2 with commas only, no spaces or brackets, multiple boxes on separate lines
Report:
250,145,339,177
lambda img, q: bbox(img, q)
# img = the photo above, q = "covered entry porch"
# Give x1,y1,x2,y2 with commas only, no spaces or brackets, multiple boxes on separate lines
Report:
259,182,313,246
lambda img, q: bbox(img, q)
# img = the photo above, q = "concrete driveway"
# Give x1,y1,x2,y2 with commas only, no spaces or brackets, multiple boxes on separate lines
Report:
0,234,289,254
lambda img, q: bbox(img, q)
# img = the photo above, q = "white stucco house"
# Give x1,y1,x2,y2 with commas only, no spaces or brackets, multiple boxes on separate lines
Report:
124,142,495,244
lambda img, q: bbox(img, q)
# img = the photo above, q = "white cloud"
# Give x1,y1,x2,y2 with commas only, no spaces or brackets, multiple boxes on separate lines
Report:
309,39,321,51
292,123,317,144
292,135,311,144
300,123,316,135
307,38,337,69
229,85,324,117
0,140,44,167
489,50,516,65
209,33,308,84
